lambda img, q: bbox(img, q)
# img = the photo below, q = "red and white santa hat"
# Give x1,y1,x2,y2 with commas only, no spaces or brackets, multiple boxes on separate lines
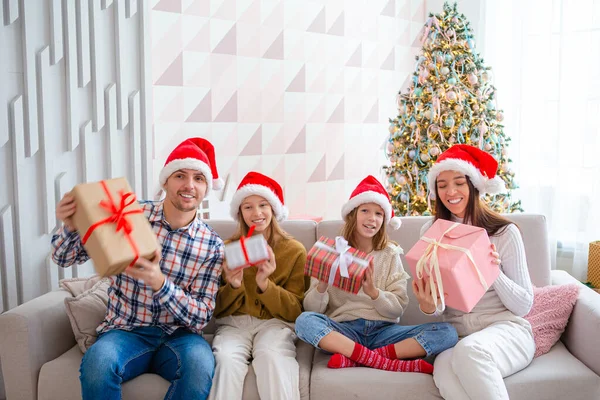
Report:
230,171,289,222
341,175,402,230
427,144,506,198
158,137,223,194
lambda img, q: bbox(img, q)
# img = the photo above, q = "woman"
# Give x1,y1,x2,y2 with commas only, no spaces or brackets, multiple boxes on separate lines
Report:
414,144,535,400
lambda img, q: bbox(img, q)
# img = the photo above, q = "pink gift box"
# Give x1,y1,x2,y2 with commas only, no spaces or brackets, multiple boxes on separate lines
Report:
405,219,500,313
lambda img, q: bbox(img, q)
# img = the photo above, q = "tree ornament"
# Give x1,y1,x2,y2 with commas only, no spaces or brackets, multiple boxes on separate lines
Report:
467,73,478,85
408,150,416,159
496,111,504,121
446,91,457,102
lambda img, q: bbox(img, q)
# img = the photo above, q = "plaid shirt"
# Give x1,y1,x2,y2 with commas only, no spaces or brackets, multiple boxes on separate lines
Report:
51,200,224,335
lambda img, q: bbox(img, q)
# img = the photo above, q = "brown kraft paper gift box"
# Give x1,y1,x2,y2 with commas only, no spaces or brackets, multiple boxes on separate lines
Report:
588,241,600,290
71,177,159,277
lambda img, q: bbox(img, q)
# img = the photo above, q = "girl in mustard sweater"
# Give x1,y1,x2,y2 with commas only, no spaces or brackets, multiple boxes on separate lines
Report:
295,175,458,373
209,172,306,400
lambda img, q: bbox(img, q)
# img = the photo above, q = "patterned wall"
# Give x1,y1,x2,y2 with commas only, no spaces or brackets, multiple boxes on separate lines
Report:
151,0,426,220
0,0,153,307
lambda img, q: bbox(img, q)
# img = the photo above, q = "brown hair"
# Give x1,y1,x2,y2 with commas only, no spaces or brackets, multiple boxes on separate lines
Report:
341,207,389,251
229,209,290,247
434,176,513,237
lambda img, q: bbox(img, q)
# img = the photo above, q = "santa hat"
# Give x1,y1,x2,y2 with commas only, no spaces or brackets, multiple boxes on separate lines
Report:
230,172,289,222
427,144,506,198
158,138,223,194
341,175,402,230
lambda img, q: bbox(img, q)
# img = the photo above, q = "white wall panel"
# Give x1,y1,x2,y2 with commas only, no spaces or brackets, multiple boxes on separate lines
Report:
0,0,153,310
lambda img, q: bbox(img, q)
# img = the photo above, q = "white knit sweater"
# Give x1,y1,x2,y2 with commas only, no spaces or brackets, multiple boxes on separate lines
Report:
303,242,410,323
420,216,534,318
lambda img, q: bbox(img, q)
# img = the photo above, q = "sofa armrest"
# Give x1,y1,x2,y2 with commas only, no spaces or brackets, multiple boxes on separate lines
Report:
551,270,600,376
0,290,75,400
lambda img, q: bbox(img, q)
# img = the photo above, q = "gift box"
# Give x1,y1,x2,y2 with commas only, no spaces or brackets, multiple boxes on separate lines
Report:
71,178,159,277
224,234,269,270
587,241,600,289
305,236,372,294
405,219,499,313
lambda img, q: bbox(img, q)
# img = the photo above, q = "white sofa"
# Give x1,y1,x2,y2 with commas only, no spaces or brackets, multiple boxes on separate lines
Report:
1,215,599,400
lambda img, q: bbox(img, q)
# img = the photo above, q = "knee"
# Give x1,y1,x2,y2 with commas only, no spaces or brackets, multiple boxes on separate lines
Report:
80,341,121,380
180,341,215,379
437,323,459,345
451,340,488,370
294,311,325,340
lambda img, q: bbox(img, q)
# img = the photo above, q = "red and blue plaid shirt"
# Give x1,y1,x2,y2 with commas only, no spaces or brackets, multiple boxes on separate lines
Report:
51,200,224,335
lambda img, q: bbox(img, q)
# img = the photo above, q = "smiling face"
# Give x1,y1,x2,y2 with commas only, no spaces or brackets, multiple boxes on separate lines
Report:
240,195,273,234
435,170,470,218
164,169,207,213
354,202,385,240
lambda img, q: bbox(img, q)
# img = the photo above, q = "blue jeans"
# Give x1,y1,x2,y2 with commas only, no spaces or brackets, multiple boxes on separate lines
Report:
295,312,458,357
80,326,215,400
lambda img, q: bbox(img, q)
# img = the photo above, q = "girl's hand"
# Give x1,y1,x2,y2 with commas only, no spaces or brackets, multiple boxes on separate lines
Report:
412,277,440,314
490,243,501,265
222,260,244,289
362,259,379,300
256,246,276,292
316,281,329,293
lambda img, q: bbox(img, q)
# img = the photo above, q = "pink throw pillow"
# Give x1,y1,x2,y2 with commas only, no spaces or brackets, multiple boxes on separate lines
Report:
524,284,579,358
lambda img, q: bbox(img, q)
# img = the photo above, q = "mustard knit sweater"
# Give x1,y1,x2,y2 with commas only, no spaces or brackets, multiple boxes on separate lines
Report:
214,237,307,323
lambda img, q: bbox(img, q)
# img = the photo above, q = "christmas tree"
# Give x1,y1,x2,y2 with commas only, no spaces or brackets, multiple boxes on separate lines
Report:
383,2,523,216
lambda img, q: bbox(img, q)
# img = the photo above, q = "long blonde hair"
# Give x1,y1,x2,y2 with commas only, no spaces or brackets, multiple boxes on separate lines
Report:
229,209,290,247
341,207,388,251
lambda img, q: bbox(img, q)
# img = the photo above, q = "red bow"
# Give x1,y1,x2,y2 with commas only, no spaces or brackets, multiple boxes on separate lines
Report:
239,225,257,267
82,181,143,268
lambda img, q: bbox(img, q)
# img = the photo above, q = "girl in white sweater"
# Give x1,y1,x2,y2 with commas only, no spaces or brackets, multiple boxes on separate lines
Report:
415,144,535,399
295,175,458,373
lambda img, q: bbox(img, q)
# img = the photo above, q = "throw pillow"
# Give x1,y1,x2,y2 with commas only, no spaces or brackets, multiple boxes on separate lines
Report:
59,275,103,296
64,278,110,353
524,284,579,358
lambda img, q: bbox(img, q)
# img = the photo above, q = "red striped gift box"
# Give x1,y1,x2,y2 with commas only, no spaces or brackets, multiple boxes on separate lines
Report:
305,236,372,294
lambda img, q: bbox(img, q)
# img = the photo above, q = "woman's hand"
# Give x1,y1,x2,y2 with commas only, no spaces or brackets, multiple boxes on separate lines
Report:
491,243,501,265
412,277,440,314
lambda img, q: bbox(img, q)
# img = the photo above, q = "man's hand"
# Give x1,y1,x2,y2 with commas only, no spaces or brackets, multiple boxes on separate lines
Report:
56,192,77,231
256,246,276,292
126,250,166,292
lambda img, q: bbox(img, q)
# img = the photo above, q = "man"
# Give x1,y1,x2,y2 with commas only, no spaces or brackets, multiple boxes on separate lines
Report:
51,138,224,400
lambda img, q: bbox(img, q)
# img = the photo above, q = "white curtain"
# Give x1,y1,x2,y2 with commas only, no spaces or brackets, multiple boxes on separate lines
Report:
479,0,600,280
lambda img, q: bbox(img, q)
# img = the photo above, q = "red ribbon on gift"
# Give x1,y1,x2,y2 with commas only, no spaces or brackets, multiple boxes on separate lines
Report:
239,225,257,267
82,180,144,267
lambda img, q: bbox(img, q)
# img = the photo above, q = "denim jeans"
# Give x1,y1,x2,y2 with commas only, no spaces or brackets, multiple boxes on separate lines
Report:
295,311,458,357
80,326,215,400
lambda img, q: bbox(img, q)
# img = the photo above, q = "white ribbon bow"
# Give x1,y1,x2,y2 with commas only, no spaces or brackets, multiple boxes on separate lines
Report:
416,223,489,313
314,237,369,286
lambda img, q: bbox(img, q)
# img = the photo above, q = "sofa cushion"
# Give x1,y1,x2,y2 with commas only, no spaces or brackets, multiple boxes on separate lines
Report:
310,349,443,400
63,278,110,353
524,284,579,357
504,341,600,400
39,334,314,400
309,341,600,400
